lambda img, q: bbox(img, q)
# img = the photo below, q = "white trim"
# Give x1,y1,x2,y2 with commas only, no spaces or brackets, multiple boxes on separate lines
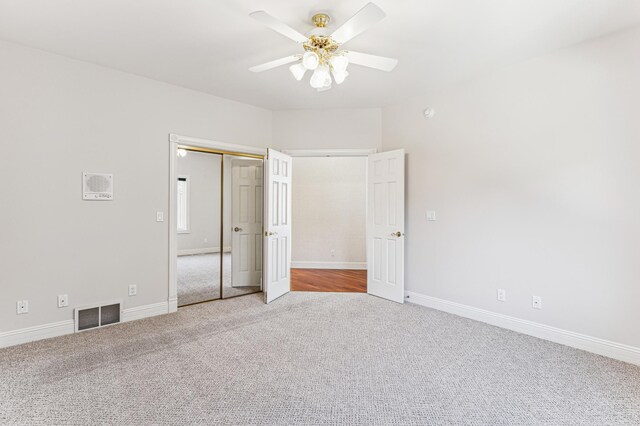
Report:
169,140,178,313
0,301,170,348
177,246,231,256
291,261,367,270
170,133,267,156
168,297,178,313
0,320,75,348
405,291,640,366
122,301,169,323
282,148,376,157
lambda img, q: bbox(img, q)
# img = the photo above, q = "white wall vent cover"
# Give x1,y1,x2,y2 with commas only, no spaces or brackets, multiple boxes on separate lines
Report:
74,300,122,332
83,172,113,200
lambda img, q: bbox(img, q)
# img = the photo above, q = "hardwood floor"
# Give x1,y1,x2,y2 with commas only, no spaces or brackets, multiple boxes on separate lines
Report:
291,269,367,293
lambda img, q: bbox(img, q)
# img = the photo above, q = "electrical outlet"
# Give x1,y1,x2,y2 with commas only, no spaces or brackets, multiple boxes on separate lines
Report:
330,249,335,257
204,238,208,243
497,289,506,302
16,300,29,314
128,285,137,296
532,295,542,309
58,294,69,308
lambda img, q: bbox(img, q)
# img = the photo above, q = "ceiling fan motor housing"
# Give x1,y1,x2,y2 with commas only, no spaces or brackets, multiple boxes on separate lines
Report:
311,13,330,28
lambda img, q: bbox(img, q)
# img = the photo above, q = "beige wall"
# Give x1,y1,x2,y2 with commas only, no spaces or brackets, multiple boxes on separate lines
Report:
382,27,640,347
177,151,222,253
272,108,381,151
291,157,367,268
0,40,271,333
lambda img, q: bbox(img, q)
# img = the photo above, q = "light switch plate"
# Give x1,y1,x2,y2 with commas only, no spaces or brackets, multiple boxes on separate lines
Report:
426,211,437,221
156,212,164,222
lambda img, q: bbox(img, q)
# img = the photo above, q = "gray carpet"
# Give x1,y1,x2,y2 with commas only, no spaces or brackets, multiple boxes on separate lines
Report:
1,292,639,425
177,253,260,305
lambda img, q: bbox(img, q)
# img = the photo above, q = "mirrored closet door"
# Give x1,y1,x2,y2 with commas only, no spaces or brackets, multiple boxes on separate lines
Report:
176,148,264,307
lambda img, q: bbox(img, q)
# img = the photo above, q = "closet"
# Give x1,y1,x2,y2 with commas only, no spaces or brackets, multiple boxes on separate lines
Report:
176,147,264,306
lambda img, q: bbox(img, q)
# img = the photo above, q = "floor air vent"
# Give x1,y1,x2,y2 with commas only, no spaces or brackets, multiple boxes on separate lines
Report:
75,301,122,332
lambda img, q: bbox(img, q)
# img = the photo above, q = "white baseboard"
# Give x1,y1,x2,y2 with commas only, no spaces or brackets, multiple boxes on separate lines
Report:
405,291,640,366
122,301,169,323
168,297,178,313
0,301,171,349
0,320,75,349
178,246,231,256
291,261,367,270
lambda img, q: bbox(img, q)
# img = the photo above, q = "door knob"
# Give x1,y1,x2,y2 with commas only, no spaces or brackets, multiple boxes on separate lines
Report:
234,227,243,232
265,231,278,236
392,231,404,237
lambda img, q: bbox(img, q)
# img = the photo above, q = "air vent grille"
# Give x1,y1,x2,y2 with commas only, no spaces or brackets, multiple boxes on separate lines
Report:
77,307,100,331
75,301,122,332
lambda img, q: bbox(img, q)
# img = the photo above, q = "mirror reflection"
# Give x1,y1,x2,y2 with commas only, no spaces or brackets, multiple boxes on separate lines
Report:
222,155,264,298
177,150,223,306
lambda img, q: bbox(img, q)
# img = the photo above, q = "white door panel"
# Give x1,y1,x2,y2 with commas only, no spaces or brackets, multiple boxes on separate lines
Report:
231,159,263,287
264,149,292,303
367,149,405,303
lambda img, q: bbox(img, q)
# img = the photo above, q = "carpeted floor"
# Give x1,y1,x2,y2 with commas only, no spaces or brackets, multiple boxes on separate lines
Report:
1,292,639,425
177,253,260,305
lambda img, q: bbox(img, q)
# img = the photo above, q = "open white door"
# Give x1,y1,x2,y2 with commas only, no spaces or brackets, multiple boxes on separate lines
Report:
231,159,263,287
263,148,292,303
367,149,405,303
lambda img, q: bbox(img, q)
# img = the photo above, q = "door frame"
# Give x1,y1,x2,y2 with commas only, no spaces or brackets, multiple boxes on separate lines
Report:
168,133,267,313
282,148,377,158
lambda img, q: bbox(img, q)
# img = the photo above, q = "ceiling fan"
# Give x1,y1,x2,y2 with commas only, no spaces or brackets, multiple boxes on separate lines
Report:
249,2,398,92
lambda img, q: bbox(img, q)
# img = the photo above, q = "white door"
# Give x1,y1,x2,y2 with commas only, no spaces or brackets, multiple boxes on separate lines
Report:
367,149,405,303
264,148,292,303
231,159,263,287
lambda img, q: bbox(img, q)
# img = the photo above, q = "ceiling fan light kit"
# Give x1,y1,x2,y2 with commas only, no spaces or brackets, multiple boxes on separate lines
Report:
249,3,398,93
302,51,320,70
289,62,307,81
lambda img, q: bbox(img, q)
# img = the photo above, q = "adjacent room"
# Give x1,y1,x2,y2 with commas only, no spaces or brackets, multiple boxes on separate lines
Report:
291,155,368,293
1,1,640,424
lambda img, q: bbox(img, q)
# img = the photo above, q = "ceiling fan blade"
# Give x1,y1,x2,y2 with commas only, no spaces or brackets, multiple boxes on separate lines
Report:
250,11,308,43
345,51,398,72
330,3,386,44
249,55,300,73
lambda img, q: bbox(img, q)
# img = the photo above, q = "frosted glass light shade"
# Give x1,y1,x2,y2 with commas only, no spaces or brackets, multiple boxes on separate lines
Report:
309,66,332,89
289,63,307,81
302,51,319,70
332,69,349,85
330,55,349,73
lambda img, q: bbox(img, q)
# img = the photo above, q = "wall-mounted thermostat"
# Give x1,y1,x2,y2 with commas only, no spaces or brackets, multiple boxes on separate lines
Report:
83,172,113,200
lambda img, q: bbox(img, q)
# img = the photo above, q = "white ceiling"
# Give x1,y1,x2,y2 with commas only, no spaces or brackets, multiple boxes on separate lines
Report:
1,0,639,110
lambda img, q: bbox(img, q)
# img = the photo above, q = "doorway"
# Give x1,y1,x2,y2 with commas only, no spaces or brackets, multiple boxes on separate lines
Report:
289,155,368,293
175,147,264,307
